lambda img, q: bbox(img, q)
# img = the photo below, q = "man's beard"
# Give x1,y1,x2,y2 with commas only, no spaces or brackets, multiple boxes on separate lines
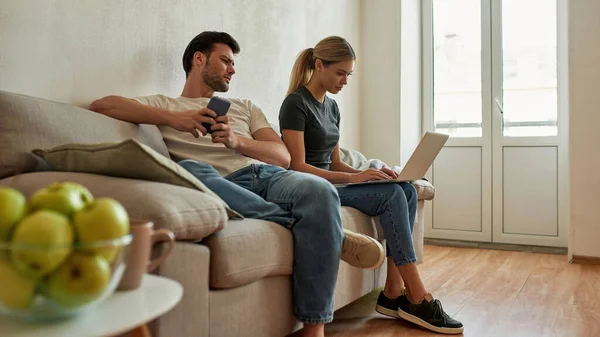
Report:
202,66,229,92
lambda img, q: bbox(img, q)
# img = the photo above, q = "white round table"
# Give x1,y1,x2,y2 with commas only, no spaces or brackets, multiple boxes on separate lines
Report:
0,274,183,337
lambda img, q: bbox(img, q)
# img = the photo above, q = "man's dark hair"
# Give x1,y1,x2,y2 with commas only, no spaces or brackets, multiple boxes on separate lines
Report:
182,31,241,77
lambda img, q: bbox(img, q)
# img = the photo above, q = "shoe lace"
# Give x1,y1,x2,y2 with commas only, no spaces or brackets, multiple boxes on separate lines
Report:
342,236,360,257
431,299,451,323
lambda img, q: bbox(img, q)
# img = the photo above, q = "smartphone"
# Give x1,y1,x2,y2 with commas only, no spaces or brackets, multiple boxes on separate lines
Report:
203,96,231,134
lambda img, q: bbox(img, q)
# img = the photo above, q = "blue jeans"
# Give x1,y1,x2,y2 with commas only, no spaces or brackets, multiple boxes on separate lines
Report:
178,160,343,324
336,183,417,266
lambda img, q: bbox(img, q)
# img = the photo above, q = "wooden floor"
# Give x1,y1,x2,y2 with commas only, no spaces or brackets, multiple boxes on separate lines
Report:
324,245,600,337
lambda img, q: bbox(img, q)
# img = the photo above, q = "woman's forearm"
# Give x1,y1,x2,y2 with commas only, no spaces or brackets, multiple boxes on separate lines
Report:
290,162,352,184
329,161,362,174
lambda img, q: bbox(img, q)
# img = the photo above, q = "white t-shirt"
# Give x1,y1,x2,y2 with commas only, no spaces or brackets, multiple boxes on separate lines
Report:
133,95,272,176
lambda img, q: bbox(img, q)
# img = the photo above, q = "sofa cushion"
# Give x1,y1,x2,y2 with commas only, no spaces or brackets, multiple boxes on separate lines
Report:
205,206,380,289
341,207,379,237
33,139,240,219
205,218,293,289
0,90,169,179
339,147,369,169
0,172,227,241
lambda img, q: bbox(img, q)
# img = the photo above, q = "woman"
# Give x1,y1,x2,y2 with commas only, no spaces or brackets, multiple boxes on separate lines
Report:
279,36,463,335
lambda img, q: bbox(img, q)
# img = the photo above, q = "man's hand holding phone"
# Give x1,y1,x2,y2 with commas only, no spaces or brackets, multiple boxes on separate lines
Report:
210,115,240,150
166,108,217,138
202,97,238,149
202,96,231,134
165,96,232,139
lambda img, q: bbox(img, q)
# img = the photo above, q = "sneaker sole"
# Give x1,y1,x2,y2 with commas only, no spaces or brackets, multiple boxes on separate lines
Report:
375,304,400,319
397,308,464,335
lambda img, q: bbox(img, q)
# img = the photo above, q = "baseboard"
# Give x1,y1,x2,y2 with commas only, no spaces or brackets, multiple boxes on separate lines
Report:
424,238,568,255
570,255,600,265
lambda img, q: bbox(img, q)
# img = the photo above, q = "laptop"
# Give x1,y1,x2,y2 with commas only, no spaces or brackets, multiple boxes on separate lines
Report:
337,131,449,187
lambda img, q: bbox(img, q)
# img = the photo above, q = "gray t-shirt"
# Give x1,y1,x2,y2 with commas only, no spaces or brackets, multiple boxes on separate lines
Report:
279,86,340,170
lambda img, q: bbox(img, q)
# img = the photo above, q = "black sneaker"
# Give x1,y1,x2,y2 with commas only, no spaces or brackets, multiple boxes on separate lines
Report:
397,293,464,334
375,289,406,318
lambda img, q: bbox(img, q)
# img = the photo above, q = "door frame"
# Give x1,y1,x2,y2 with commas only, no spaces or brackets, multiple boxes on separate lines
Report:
421,0,569,247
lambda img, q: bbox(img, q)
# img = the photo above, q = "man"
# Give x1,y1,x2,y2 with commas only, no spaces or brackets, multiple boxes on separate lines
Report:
90,31,384,337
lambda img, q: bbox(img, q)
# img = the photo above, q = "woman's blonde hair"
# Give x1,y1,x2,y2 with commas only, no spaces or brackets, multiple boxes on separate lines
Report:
287,36,356,95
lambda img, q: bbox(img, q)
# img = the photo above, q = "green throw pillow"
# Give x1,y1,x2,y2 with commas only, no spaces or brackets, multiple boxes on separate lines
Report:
33,139,241,219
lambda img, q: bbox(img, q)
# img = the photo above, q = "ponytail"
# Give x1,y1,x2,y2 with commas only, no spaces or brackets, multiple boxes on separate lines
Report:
287,48,314,96
287,37,356,96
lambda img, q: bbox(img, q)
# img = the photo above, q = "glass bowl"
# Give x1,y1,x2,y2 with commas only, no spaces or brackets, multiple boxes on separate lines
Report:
0,235,132,321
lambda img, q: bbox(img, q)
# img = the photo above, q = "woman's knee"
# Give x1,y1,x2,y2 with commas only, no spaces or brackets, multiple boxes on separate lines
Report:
401,183,418,206
378,183,417,209
380,183,407,199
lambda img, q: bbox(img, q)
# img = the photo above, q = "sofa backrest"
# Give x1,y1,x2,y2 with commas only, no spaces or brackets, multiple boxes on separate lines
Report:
0,90,169,179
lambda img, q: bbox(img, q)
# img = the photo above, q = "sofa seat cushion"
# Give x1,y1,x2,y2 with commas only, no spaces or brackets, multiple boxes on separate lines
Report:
205,218,293,289
205,206,380,289
0,172,227,241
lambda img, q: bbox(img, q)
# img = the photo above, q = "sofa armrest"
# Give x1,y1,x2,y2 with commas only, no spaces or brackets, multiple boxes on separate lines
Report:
411,179,435,201
154,242,210,337
0,172,227,241
410,180,434,263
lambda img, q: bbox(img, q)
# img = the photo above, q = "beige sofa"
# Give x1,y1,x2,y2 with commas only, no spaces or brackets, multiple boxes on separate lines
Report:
0,90,435,337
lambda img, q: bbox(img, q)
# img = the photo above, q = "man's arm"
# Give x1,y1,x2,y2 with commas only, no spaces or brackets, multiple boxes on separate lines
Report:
210,118,291,169
90,95,217,138
89,96,171,125
240,128,291,169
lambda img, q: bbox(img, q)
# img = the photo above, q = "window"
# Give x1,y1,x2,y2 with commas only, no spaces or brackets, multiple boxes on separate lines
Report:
432,0,482,137
428,0,558,138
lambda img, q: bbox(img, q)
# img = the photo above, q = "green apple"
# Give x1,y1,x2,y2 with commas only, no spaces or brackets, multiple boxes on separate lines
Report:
73,198,129,262
0,258,37,310
46,253,111,308
30,182,94,218
11,210,74,278
0,187,27,241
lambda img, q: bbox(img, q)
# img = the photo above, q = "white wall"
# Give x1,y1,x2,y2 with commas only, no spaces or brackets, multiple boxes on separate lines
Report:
360,0,421,166
569,0,600,258
0,0,361,150
360,0,402,165
399,0,422,165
